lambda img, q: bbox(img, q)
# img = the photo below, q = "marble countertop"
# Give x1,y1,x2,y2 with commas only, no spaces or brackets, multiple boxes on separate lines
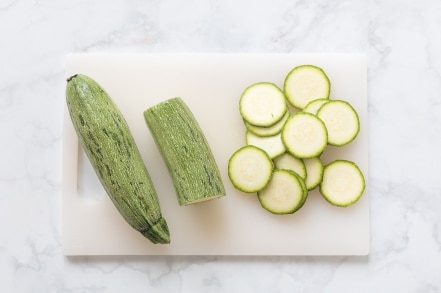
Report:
1,0,441,292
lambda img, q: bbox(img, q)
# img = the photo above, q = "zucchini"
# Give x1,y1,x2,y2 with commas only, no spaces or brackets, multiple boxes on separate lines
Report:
244,110,289,137
228,145,274,193
257,169,307,215
281,112,328,159
245,131,285,159
274,152,307,180
66,74,170,244
319,160,365,207
303,157,324,190
317,100,360,146
239,82,287,127
303,98,329,115
284,64,330,109
144,97,225,205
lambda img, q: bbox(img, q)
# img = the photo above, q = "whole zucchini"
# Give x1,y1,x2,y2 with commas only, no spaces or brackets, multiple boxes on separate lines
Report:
66,74,170,244
144,97,226,205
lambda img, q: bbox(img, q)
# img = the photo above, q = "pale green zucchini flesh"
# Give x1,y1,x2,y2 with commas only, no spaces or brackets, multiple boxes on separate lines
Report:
284,64,330,110
66,74,170,244
274,152,307,179
319,160,365,207
257,169,307,215
239,82,287,127
228,145,274,193
317,100,360,146
144,97,225,206
281,112,328,159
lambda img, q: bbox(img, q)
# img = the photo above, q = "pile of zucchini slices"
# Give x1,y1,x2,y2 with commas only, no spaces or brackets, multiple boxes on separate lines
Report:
228,65,365,214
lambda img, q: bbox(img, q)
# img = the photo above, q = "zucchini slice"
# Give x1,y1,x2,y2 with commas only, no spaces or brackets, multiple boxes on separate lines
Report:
245,131,285,159
303,157,324,190
303,98,329,115
239,82,287,127
257,169,307,215
319,160,365,207
244,110,289,137
284,65,330,109
144,97,225,205
274,152,307,180
317,100,360,146
228,145,274,193
281,112,328,159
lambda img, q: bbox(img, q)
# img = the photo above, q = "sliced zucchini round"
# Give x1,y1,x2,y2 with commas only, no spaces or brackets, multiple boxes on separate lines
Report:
244,110,289,137
281,112,328,159
246,131,285,159
303,98,329,115
284,65,330,109
274,152,306,179
239,82,287,127
228,145,274,193
303,157,324,190
317,100,360,146
257,169,307,215
319,160,365,207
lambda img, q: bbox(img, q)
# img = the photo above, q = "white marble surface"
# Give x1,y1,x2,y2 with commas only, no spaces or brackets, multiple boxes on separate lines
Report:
1,0,441,292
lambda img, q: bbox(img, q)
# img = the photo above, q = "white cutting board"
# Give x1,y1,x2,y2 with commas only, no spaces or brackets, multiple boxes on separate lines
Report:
63,53,369,256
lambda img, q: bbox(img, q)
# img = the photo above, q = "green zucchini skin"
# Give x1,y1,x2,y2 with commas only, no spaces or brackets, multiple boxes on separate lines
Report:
66,74,170,244
144,97,226,205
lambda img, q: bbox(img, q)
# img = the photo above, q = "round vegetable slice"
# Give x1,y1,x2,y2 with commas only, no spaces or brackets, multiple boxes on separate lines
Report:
246,131,285,159
317,100,360,146
281,112,328,158
284,65,330,109
319,160,365,207
228,145,274,193
239,82,287,127
258,169,307,214
303,98,329,115
274,152,307,179
244,110,289,137
303,157,324,190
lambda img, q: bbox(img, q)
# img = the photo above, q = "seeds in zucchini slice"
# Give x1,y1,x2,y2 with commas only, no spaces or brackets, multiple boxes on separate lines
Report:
274,152,306,180
319,160,365,207
228,145,274,193
257,169,307,215
303,157,324,190
317,100,360,146
245,131,285,159
284,65,330,110
281,112,328,159
239,82,287,127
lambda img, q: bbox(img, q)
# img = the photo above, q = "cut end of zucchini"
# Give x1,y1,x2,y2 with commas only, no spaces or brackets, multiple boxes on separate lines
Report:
258,169,307,215
228,145,274,193
284,65,330,109
239,82,287,127
319,160,365,207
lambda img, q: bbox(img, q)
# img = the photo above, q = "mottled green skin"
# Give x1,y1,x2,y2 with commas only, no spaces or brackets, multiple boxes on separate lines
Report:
66,74,170,244
144,97,226,205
